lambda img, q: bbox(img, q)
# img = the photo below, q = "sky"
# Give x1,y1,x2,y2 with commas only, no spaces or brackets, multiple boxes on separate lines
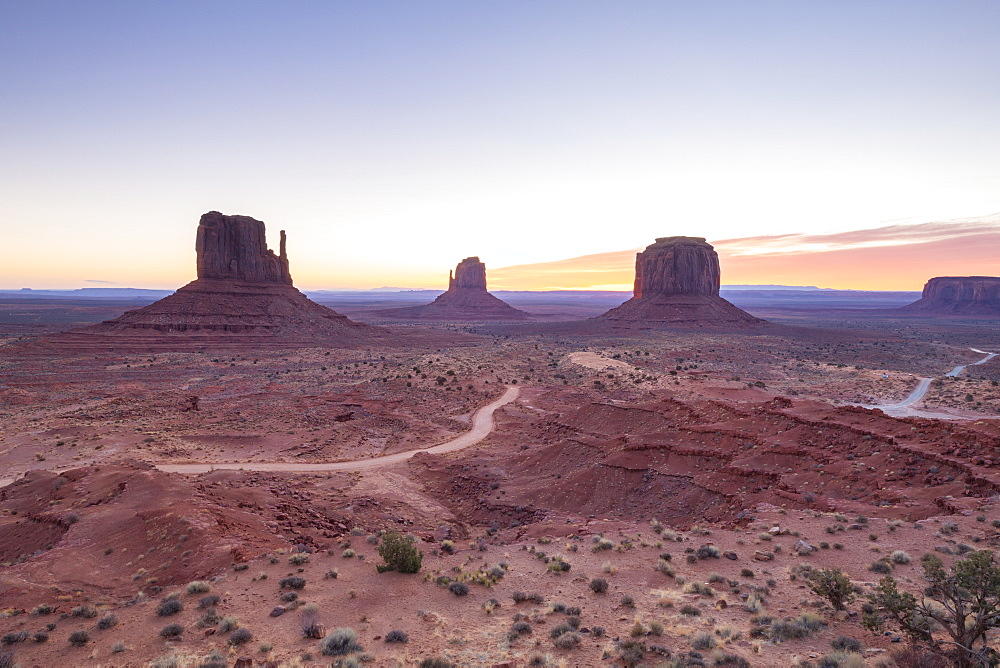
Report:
2,1,999,291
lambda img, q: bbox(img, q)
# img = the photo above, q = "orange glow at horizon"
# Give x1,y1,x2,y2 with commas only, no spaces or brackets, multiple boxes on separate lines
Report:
489,222,1000,292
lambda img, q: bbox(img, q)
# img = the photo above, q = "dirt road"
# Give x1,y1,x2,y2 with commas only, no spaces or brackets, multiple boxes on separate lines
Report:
154,385,520,475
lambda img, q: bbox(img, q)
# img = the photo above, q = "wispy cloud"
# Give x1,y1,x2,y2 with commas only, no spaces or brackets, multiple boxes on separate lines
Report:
490,215,1000,291
85,279,117,284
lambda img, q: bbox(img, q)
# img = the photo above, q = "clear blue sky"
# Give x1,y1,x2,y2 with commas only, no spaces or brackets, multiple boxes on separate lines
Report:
2,1,999,288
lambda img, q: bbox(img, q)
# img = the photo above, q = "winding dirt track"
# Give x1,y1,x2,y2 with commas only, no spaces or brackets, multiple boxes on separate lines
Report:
154,385,520,475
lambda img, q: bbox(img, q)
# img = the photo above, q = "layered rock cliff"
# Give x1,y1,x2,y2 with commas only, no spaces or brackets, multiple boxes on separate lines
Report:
195,211,292,284
900,276,1000,315
598,237,760,326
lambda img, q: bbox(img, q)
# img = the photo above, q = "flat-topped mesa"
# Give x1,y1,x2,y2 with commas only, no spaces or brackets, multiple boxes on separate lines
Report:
634,237,720,298
900,276,1000,315
375,256,530,321
598,236,760,327
195,211,292,284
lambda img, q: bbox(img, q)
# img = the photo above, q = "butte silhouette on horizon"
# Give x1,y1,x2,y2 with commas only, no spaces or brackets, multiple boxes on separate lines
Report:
597,236,761,326
376,256,530,321
898,276,1000,316
49,211,381,349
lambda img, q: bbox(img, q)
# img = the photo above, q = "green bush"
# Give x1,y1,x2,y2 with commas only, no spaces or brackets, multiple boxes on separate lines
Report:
376,532,423,574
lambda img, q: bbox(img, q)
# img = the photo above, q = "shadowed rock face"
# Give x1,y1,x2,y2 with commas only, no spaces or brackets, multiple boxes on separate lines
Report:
376,256,530,321
598,237,760,326
196,211,292,284
449,257,488,291
901,276,1000,315
634,237,720,298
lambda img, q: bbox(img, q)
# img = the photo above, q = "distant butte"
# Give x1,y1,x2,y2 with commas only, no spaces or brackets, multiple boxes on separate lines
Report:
899,276,1000,316
376,256,531,321
597,236,762,326
44,211,382,349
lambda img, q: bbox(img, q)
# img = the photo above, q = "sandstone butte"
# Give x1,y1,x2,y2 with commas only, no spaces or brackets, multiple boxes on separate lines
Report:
597,236,762,326
40,211,382,350
376,256,531,321
899,276,1000,316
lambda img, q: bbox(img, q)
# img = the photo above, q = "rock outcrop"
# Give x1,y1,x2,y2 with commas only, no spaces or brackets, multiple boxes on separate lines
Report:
899,276,1000,316
376,257,530,321
195,211,292,284
598,237,761,326
46,212,381,349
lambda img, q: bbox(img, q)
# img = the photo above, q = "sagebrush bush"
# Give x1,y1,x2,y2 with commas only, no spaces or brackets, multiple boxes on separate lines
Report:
159,624,183,638
157,598,183,617
553,631,581,649
219,616,240,632
448,581,469,596
319,627,362,656
186,580,211,594
228,628,253,646
68,630,89,647
385,629,409,643
97,613,118,630
691,630,716,650
198,595,220,608
589,577,609,593
279,576,306,590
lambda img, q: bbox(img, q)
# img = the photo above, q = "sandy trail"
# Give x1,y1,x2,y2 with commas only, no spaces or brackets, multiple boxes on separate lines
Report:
863,348,997,419
154,385,520,474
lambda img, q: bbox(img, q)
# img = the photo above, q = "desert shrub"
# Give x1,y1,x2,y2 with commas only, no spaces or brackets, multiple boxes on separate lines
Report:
684,581,714,597
616,639,646,666
342,548,356,558
279,576,306,590
157,598,183,616
159,624,183,638
289,553,310,565
233,563,249,571
714,653,751,667
888,646,950,667
680,604,701,616
376,531,423,573
71,605,98,618
869,560,893,574
448,581,469,596
891,550,912,564
97,613,118,629
385,629,409,643
691,630,716,650
0,649,14,668
198,651,226,668
655,558,675,577
513,591,544,604
198,594,220,608
831,636,863,652
807,568,855,611
620,594,635,608
219,616,240,632
1,632,28,646
33,632,48,643
740,568,755,578
111,642,126,653
67,629,89,646
818,651,865,668
696,544,721,559
31,604,53,615
769,613,826,640
186,580,211,594
280,591,298,603
511,621,532,635
419,659,455,668
319,627,362,656
550,623,573,639
589,577,609,593
553,631,581,649
228,628,253,646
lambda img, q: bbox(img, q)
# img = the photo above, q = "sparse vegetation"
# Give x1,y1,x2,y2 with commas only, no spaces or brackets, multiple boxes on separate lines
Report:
376,531,423,573
319,627,362,656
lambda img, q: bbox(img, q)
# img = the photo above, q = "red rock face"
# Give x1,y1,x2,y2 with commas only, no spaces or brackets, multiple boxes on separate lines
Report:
195,211,292,285
633,237,720,298
449,257,489,291
598,237,759,326
901,276,1000,315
